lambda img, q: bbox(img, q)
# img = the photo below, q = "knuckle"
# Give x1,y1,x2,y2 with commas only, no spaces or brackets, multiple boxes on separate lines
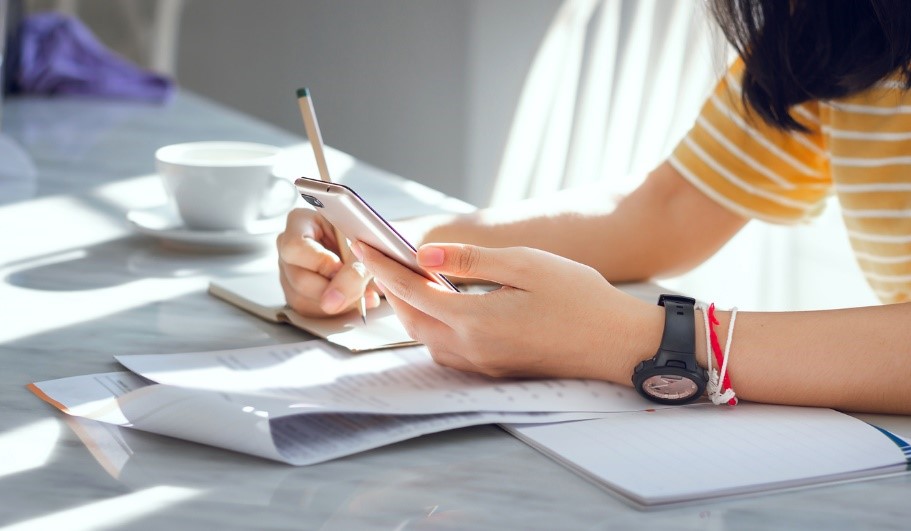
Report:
510,247,536,276
289,207,316,224
456,245,481,276
276,232,293,261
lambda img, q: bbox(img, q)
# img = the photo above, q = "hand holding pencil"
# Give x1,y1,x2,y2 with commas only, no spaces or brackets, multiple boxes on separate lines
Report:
296,87,369,324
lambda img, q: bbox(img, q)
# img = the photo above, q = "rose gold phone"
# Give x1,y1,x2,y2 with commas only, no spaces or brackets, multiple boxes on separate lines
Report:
294,177,459,292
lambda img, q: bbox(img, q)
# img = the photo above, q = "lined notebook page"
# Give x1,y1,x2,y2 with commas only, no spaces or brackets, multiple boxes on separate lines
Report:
506,403,908,506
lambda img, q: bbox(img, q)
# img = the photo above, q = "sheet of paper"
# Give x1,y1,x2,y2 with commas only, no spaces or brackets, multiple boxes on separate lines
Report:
505,403,910,506
116,340,657,415
30,372,614,466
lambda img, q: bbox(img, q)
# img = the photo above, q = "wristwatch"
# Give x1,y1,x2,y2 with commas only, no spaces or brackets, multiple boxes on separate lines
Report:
632,294,707,405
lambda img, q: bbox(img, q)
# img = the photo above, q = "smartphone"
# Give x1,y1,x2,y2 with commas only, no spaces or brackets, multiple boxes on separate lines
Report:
294,177,459,292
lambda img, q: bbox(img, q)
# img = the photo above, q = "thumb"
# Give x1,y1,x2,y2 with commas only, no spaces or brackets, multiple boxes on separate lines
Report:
416,243,543,289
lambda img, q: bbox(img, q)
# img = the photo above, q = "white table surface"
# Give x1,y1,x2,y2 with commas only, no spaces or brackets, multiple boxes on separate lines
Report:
1,92,909,530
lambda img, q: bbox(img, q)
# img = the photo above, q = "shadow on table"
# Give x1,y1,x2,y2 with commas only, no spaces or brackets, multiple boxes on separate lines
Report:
3,234,275,291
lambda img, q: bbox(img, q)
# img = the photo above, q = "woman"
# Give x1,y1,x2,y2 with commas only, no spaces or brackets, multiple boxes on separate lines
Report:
277,0,911,414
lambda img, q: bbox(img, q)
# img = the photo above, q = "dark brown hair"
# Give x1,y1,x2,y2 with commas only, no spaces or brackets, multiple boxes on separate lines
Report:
709,0,911,131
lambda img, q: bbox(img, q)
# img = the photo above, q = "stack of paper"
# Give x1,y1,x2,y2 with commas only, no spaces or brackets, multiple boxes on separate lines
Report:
29,340,653,465
29,340,910,506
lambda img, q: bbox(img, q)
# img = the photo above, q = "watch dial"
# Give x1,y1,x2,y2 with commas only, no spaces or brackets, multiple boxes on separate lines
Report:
642,374,698,401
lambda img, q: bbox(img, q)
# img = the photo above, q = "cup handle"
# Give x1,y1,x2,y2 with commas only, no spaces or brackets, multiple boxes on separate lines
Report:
259,176,299,219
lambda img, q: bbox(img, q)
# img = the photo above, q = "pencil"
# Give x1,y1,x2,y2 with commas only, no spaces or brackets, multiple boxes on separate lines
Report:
296,87,368,324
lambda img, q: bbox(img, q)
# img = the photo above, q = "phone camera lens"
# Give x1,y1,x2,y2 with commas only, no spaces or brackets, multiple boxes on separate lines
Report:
302,194,324,208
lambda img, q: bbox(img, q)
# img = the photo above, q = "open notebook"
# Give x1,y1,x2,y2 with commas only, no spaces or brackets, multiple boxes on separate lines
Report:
209,274,417,352
503,405,911,507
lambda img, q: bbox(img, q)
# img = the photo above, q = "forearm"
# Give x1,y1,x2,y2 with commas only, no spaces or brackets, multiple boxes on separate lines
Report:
694,304,911,414
413,162,747,281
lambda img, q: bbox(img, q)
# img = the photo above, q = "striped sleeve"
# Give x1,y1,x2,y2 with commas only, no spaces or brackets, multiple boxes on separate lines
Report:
669,60,832,224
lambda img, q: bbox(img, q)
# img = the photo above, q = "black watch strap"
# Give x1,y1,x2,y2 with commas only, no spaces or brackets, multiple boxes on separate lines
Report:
632,294,705,405
657,294,696,359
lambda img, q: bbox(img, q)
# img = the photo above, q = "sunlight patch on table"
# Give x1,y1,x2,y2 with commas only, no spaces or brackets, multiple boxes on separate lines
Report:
0,277,203,343
0,196,125,266
4,486,201,531
0,419,61,478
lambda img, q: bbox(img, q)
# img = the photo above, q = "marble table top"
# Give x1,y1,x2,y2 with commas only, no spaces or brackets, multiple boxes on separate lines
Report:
1,93,909,530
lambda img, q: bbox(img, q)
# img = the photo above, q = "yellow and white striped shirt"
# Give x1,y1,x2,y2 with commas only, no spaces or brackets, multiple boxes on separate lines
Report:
671,60,911,303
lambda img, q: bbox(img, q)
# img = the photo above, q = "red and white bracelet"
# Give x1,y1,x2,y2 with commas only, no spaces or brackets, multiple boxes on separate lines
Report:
696,302,738,405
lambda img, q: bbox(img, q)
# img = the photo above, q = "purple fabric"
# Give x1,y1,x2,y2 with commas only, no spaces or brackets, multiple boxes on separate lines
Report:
15,12,174,103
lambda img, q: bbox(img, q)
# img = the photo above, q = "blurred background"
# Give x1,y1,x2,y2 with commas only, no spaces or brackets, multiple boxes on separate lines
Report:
5,0,879,310
26,0,561,207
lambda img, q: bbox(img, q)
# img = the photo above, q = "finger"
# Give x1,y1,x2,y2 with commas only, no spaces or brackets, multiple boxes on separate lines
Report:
279,263,328,317
277,231,343,279
282,260,381,316
283,207,329,241
356,242,461,323
320,261,375,314
381,289,482,373
416,243,546,289
381,286,457,346
282,260,331,300
278,208,347,275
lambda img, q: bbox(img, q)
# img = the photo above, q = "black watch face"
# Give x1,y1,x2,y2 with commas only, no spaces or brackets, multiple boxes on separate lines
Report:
641,374,699,402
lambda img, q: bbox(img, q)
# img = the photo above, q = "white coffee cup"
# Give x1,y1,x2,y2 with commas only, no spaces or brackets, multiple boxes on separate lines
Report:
155,141,297,231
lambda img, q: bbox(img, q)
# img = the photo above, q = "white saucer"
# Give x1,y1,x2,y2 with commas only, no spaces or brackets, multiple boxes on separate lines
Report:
127,204,285,251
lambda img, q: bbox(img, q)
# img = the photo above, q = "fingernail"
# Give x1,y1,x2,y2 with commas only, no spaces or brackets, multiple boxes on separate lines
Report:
321,288,346,313
350,241,364,261
418,246,445,267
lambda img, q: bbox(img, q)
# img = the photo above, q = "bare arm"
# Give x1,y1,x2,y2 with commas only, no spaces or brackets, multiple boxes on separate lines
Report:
279,161,747,315
702,305,911,414
413,161,748,280
357,239,911,415
419,162,910,413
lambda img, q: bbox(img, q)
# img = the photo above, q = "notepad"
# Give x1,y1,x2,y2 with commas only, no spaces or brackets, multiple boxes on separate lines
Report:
209,274,417,352
209,274,501,352
503,404,910,507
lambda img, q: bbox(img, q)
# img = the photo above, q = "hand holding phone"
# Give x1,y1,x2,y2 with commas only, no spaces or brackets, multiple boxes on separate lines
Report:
294,177,459,292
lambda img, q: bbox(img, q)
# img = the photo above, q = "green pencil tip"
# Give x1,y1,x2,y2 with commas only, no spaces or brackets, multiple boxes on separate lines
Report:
296,87,310,98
